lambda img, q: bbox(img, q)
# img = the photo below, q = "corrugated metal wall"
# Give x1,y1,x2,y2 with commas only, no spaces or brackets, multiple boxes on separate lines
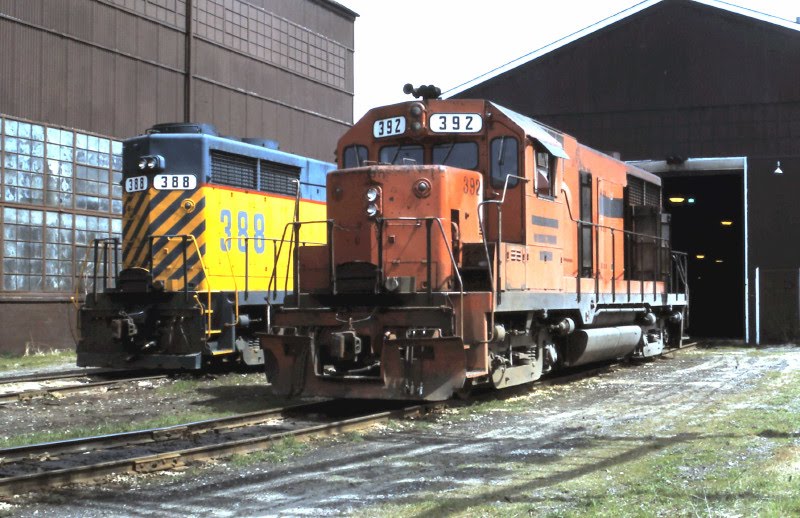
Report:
0,0,355,353
0,0,354,161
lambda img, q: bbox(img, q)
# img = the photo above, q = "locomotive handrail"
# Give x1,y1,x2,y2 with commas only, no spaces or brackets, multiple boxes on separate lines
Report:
270,219,339,305
148,234,216,334
560,187,677,304
88,238,121,298
477,174,529,344
376,216,466,340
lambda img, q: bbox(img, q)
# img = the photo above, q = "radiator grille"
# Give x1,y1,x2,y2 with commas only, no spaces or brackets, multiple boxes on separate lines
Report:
260,161,301,196
627,176,661,207
210,151,257,189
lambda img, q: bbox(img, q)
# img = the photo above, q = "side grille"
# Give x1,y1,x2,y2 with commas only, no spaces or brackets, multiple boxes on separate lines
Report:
260,160,301,196
210,151,257,189
626,176,661,207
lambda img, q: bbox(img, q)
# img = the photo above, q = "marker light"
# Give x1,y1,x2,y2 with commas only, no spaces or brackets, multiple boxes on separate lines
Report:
721,220,733,226
696,254,705,259
366,203,380,217
147,157,158,169
668,197,685,203
687,198,695,204
138,158,147,170
715,259,724,263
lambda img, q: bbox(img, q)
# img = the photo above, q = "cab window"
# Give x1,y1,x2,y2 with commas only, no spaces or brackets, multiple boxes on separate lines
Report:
490,136,519,188
432,142,478,170
379,145,423,165
342,144,368,168
536,148,557,197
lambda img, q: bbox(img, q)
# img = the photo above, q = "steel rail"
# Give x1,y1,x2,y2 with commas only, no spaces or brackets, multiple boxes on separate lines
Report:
0,403,314,463
0,369,131,386
0,375,169,404
0,403,438,496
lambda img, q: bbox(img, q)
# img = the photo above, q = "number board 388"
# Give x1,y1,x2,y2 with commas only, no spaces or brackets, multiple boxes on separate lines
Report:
430,113,483,133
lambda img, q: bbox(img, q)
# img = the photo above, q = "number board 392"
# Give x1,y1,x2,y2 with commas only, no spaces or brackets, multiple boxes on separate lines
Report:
430,113,482,133
154,174,198,190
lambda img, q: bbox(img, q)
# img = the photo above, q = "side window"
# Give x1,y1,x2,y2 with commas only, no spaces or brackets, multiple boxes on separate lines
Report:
379,145,423,165
342,145,368,168
490,136,518,189
535,148,557,197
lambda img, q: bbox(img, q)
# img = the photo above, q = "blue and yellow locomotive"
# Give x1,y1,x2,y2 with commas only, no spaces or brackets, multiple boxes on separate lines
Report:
77,123,333,369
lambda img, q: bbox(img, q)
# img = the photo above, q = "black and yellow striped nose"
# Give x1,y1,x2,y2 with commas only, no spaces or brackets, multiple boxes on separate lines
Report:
123,189,207,291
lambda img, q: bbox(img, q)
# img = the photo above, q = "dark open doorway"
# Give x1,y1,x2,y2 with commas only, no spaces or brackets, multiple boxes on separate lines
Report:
663,173,745,338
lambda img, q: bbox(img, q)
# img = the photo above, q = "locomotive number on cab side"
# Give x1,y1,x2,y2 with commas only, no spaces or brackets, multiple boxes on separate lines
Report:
463,176,480,195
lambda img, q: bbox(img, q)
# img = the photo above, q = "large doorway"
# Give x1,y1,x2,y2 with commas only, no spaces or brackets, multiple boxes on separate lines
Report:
630,159,747,340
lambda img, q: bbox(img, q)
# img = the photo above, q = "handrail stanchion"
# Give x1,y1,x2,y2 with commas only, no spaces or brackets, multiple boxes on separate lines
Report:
328,220,336,296
426,218,433,302
611,229,616,302
577,221,582,302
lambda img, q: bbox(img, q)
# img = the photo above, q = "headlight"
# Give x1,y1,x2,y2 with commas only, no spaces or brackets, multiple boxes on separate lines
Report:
146,157,158,169
366,187,380,202
138,158,147,170
366,203,380,217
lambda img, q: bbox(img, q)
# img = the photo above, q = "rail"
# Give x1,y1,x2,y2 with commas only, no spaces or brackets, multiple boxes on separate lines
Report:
148,234,216,335
477,174,529,343
88,238,121,297
560,188,689,304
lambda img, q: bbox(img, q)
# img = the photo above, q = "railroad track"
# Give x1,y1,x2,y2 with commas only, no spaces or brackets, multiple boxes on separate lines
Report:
0,400,439,496
0,343,699,496
0,373,170,405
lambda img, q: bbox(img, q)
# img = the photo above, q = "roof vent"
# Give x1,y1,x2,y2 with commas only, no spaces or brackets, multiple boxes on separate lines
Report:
147,122,218,135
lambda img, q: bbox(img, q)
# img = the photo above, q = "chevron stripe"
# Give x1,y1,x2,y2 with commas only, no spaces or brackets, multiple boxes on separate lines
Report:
127,189,176,269
122,191,150,269
132,190,185,268
149,194,207,292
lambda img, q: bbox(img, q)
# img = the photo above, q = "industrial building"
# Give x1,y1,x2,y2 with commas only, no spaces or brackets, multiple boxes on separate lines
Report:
0,0,356,353
450,0,800,343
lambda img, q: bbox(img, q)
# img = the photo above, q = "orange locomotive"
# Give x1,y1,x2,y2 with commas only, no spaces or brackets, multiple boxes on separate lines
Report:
261,85,688,400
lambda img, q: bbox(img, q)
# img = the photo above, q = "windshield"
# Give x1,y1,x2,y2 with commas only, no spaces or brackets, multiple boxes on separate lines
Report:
432,141,478,170
379,145,423,165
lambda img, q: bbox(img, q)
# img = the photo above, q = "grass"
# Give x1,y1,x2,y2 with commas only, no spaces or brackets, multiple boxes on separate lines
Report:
357,349,800,517
227,437,307,467
0,350,76,371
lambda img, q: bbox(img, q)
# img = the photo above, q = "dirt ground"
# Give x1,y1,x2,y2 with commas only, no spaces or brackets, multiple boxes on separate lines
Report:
4,344,800,517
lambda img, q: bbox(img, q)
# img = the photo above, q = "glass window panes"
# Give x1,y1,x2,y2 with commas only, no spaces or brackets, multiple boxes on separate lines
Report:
1,116,123,293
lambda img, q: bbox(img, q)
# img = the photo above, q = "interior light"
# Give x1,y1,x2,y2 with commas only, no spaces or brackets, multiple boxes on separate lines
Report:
774,161,783,175
668,197,685,203
721,220,733,226
696,254,705,259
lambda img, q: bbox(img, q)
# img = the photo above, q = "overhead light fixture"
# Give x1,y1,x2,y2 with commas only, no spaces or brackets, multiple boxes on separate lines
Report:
696,254,705,259
668,197,685,203
774,161,783,175
721,220,733,226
